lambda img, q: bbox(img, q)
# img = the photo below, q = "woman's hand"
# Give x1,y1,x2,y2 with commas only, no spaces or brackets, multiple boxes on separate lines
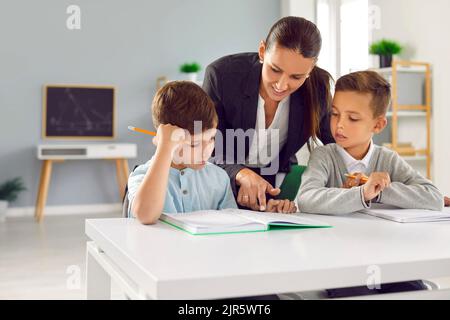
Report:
266,199,297,214
445,196,450,207
236,168,280,211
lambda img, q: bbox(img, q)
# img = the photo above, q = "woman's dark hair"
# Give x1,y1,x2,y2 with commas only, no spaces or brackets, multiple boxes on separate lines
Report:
265,16,333,146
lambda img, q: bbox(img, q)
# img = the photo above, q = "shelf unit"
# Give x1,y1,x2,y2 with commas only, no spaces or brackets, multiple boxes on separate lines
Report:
386,111,427,118
374,60,432,179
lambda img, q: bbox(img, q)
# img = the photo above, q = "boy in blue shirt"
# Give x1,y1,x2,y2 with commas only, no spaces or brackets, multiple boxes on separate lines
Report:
128,81,296,224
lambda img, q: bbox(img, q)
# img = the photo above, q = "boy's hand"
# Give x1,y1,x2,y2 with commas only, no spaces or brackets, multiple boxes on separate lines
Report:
342,172,368,189
445,196,450,207
265,199,297,214
153,124,187,153
363,172,391,202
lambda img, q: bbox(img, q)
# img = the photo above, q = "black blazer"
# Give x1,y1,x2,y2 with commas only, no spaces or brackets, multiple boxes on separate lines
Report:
203,53,334,196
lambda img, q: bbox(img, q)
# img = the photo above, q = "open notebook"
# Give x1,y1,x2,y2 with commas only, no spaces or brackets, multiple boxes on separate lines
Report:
160,208,331,235
362,204,450,223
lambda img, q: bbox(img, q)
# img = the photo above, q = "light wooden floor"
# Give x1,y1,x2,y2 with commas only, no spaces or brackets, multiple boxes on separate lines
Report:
0,212,125,300
2,212,450,300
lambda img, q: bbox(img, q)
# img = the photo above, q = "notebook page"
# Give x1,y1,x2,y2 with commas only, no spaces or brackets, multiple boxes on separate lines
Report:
233,210,330,227
162,210,256,228
364,206,450,223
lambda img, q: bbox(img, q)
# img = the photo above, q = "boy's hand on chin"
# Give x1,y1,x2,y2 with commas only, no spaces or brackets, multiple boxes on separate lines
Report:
265,199,297,214
363,172,391,202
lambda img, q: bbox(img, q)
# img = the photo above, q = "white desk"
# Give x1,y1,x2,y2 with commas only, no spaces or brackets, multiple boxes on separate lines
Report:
85,214,450,300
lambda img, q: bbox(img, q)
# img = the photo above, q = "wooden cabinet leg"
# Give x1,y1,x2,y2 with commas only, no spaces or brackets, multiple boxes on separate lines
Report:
115,159,126,200
121,159,130,203
120,159,130,200
121,159,130,186
35,163,46,220
35,160,53,223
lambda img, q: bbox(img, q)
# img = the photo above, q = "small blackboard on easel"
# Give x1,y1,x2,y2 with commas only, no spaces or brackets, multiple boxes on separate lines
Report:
43,84,116,139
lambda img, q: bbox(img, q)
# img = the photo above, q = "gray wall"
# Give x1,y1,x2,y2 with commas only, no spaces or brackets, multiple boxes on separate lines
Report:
0,0,280,207
370,0,450,194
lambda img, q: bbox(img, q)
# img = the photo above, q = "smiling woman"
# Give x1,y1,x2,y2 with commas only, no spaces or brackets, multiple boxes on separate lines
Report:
203,16,335,212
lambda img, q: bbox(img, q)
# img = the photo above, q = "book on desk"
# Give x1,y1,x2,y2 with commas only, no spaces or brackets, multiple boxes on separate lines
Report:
160,209,331,235
362,204,450,223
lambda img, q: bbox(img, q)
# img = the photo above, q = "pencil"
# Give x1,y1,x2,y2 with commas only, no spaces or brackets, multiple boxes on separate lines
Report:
345,174,369,183
128,126,156,136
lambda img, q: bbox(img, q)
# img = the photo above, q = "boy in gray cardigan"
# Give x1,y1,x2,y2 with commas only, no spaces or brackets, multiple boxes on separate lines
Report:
295,70,445,299
297,71,444,215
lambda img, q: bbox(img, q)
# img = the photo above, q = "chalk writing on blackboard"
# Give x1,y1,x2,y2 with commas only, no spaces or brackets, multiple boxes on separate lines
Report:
43,85,115,139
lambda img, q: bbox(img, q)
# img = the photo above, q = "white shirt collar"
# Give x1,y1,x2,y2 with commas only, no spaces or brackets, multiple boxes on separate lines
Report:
256,94,290,130
336,140,375,171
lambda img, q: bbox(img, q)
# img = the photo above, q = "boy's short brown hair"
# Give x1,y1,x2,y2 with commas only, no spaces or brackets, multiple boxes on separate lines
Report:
335,71,391,117
152,81,218,133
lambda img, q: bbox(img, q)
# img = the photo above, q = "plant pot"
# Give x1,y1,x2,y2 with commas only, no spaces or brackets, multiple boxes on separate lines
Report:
0,200,8,223
186,72,198,82
379,55,393,68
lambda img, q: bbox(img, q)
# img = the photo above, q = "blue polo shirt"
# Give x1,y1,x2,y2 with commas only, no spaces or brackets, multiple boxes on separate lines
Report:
127,158,237,217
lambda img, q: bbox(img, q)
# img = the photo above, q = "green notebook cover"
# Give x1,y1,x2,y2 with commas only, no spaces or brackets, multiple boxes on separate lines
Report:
160,209,332,236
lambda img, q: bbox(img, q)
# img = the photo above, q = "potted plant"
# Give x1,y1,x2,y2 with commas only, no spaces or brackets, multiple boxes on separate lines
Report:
369,39,403,68
179,62,201,82
0,177,26,222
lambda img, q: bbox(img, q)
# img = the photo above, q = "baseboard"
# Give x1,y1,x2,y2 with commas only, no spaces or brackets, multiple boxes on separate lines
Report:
6,203,122,218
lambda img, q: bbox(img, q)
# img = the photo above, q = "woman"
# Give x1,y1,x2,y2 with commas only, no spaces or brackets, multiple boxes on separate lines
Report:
203,16,334,211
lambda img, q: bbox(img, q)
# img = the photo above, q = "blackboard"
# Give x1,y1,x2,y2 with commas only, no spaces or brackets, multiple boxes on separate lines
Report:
43,85,115,139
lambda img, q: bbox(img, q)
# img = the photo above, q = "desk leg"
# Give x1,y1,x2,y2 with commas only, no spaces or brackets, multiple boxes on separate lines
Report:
35,160,53,223
86,244,111,300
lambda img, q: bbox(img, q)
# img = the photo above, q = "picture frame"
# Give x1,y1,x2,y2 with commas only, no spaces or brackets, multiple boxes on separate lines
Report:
42,84,116,140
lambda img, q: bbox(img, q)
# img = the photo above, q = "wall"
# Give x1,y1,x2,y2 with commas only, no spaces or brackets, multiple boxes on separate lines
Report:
281,0,316,22
0,0,280,207
371,0,450,194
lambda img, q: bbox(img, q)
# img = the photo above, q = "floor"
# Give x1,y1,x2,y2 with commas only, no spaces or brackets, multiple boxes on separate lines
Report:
1,212,450,300
0,212,125,300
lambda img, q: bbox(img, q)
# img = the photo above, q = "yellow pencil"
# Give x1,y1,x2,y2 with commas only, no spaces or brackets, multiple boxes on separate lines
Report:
128,126,156,136
345,174,369,183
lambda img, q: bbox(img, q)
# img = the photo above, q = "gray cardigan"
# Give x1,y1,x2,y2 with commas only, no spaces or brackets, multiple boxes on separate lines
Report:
297,144,444,214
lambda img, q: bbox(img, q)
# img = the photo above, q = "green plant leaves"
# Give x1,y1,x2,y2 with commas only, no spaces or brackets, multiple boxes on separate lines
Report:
179,62,201,73
0,177,26,202
369,39,403,55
